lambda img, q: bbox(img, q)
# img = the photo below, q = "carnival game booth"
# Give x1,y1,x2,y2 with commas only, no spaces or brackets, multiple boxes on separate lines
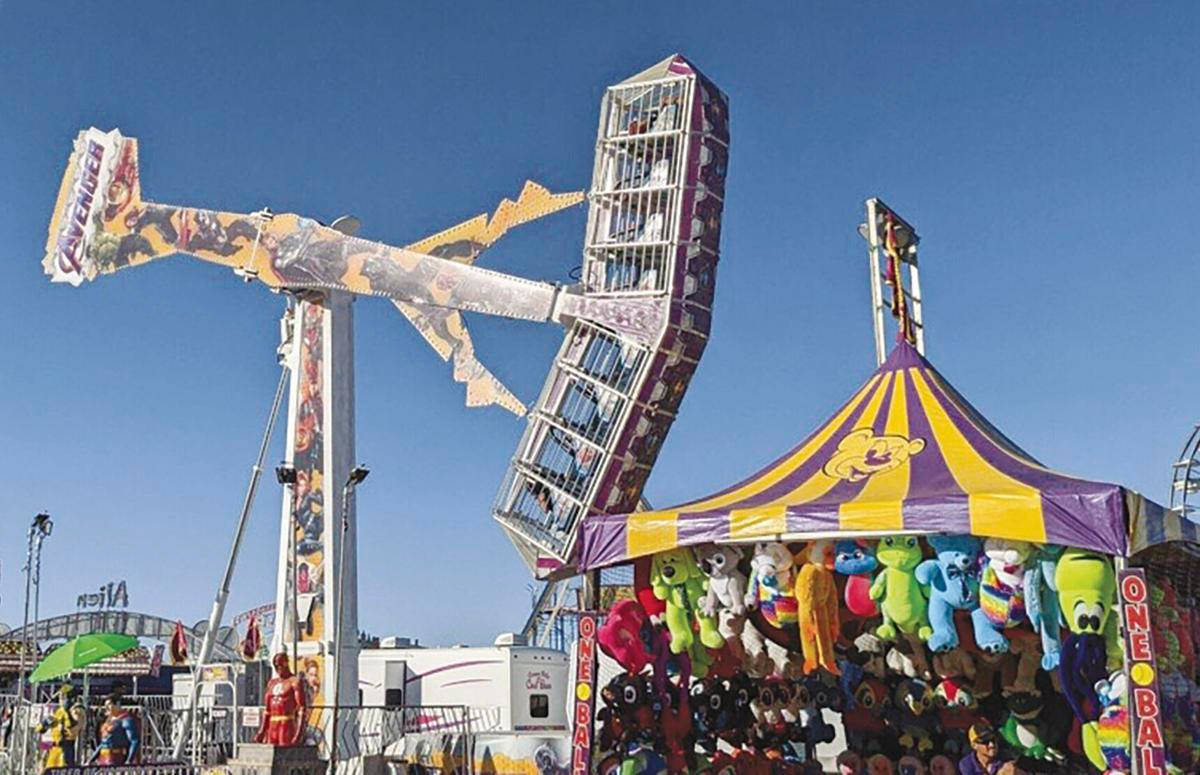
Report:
578,341,1190,774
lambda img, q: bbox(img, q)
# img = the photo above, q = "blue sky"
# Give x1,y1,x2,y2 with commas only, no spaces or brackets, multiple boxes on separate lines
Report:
0,3,1196,646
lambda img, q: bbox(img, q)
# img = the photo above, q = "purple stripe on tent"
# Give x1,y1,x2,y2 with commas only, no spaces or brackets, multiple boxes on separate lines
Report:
902,368,967,507
579,514,630,570
678,510,731,546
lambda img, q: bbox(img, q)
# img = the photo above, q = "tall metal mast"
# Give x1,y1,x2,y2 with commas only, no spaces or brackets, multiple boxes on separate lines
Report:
860,198,925,365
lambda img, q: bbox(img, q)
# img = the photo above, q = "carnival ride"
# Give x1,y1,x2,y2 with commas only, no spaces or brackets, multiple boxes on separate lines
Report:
1170,423,1200,519
42,53,728,765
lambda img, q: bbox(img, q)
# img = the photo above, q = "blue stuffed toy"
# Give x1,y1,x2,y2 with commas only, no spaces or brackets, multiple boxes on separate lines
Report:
915,535,982,652
1024,544,1065,670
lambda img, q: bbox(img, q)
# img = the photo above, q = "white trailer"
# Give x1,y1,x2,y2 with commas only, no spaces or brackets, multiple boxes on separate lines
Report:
360,635,571,774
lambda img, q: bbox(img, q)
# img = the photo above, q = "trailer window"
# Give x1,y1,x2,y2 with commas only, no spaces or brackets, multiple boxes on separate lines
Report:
385,689,404,708
530,693,549,718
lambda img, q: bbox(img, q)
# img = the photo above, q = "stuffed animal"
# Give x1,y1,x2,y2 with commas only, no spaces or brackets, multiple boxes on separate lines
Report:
659,683,693,774
651,548,724,655
1023,544,1065,670
934,678,980,755
599,599,655,674
932,646,976,686
695,545,749,654
999,690,1065,763
885,634,932,680
1161,580,1196,679
1004,629,1043,696
795,539,841,675
750,676,790,750
1055,547,1117,721
744,542,798,628
915,535,981,652
972,538,1033,654
1081,672,1131,774
865,754,895,775
796,675,839,749
869,536,931,641
844,677,890,754
835,539,879,617
599,673,656,751
690,676,732,753
890,678,936,755
723,672,757,747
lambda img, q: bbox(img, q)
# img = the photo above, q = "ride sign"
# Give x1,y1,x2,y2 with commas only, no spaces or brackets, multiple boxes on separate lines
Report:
1118,568,1166,774
571,612,598,775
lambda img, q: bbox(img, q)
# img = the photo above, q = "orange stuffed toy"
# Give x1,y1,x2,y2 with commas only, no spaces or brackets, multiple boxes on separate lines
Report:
795,539,840,675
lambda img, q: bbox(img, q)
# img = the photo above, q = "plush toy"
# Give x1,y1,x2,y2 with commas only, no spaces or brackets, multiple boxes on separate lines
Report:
835,539,879,618
1023,544,1065,670
1161,580,1196,679
750,676,790,750
1055,548,1117,721
696,545,749,654
890,679,936,755
651,548,724,655
885,634,932,681
599,599,655,674
723,672,757,747
915,535,982,652
934,678,980,755
796,676,839,750
598,673,656,752
972,538,1033,654
869,536,931,641
659,682,693,774
932,646,976,686
690,676,731,753
1004,629,1043,696
744,542,798,628
999,690,1065,763
1081,672,1131,775
844,677,890,755
795,539,841,675
865,754,895,775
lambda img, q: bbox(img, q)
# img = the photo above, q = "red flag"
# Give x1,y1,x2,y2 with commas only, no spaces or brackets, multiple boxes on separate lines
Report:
240,615,262,662
170,620,189,665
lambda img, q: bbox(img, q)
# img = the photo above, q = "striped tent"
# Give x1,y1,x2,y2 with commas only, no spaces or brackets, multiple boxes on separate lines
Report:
580,341,1149,569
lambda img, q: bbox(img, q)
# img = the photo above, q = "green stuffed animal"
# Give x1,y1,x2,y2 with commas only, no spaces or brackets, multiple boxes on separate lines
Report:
869,536,932,641
650,548,724,655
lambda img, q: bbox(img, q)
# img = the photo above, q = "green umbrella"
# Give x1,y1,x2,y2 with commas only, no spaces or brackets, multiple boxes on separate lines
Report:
29,633,138,683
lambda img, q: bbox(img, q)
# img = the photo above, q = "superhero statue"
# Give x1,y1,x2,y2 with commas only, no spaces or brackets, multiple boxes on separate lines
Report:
256,652,308,746
89,692,139,765
37,683,83,770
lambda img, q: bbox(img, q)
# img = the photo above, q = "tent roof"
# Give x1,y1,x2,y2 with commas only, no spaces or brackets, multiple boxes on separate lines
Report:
580,341,1142,569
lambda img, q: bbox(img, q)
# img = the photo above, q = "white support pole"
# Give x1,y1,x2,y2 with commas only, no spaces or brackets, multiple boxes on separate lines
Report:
864,199,887,367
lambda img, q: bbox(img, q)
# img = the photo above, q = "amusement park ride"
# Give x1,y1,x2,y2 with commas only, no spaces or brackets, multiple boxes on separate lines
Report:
41,53,730,755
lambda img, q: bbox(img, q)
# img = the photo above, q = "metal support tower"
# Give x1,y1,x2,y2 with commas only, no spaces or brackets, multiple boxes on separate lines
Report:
1170,424,1200,519
860,198,925,366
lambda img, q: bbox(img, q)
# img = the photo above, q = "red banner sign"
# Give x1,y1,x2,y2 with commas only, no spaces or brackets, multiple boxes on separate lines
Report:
1119,569,1166,774
572,612,598,775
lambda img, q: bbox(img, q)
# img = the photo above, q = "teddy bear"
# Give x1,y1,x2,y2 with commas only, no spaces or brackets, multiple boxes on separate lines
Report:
695,544,749,654
651,548,724,655
972,538,1034,654
795,539,840,675
1002,629,1043,696
599,599,654,674
914,534,981,653
869,536,931,641
835,538,879,618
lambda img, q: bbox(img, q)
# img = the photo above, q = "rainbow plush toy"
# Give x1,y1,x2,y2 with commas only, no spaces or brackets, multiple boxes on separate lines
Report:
1082,672,1131,774
972,538,1033,654
744,542,798,628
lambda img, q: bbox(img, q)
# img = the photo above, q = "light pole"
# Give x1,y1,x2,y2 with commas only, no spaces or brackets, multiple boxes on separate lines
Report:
331,465,368,774
16,512,53,775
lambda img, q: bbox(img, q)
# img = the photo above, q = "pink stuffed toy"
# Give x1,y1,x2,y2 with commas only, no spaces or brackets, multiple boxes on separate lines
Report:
598,599,653,674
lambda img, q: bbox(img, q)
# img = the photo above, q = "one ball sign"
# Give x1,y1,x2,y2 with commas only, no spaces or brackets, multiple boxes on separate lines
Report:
1119,569,1166,774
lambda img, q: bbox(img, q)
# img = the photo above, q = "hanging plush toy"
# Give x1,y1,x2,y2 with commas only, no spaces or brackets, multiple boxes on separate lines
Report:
795,539,840,675
934,678,980,756
689,676,731,753
972,538,1033,654
835,539,879,618
1161,580,1196,679
1055,547,1117,722
915,534,982,652
890,678,936,755
651,548,724,655
695,545,749,656
744,542,798,628
999,690,1065,763
1023,544,1065,670
659,682,693,774
843,677,890,755
1003,630,1043,696
599,599,655,675
869,536,931,641
1081,672,1131,775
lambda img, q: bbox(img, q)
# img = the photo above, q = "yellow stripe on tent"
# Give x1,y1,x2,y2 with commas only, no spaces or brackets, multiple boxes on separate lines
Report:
839,370,912,531
760,373,894,511
729,504,788,539
670,375,884,515
910,369,1046,543
626,510,679,559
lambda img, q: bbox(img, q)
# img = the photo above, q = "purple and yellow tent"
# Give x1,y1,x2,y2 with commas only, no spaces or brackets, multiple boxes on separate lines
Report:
580,341,1178,570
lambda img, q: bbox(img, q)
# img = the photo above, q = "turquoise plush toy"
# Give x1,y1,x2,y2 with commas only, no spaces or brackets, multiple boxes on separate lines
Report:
915,535,982,653
1024,544,1065,670
869,536,932,641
